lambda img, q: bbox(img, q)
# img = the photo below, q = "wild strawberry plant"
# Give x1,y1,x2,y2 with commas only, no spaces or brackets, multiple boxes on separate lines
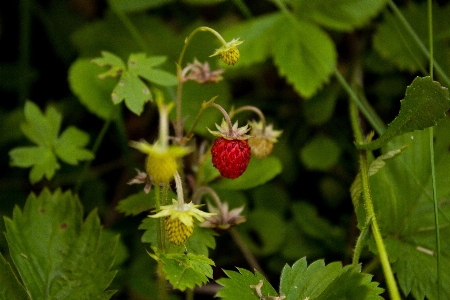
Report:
1,0,450,300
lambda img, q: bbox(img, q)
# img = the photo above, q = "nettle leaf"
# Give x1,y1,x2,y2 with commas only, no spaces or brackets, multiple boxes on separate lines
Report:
210,156,282,190
92,51,177,115
363,117,450,299
9,101,93,184
273,15,336,98
357,76,450,150
216,268,277,300
0,253,29,300
293,0,387,31
68,59,119,120
373,2,450,72
160,252,214,291
3,189,118,299
279,257,383,300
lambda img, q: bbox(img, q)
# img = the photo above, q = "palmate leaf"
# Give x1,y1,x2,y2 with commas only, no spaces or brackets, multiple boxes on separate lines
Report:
357,76,450,150
9,101,94,184
362,117,450,299
91,51,177,115
159,252,214,291
3,189,118,299
217,257,383,300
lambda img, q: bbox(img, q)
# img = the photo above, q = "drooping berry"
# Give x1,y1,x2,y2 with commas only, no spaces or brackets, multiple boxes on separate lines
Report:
248,120,282,159
211,137,251,179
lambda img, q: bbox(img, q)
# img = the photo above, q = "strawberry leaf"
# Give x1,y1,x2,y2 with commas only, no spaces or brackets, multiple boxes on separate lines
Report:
216,268,277,300
357,77,450,150
0,253,29,300
117,191,154,217
8,101,93,184
3,189,118,299
272,15,336,98
160,252,214,291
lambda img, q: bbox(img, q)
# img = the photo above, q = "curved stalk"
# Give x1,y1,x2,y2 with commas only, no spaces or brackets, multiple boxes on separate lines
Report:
230,105,267,133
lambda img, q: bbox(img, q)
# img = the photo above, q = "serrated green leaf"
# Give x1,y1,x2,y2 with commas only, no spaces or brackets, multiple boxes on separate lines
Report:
3,189,118,299
68,59,119,120
363,117,450,299
0,253,30,300
273,15,336,98
211,156,282,190
358,77,450,150
216,268,277,300
54,126,94,165
221,13,281,67
300,134,341,171
91,51,126,79
279,257,383,300
21,101,61,147
160,252,214,291
139,217,158,245
294,0,387,31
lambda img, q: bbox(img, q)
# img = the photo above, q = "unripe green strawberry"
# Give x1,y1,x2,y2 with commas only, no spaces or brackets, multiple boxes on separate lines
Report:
211,137,251,179
248,120,282,159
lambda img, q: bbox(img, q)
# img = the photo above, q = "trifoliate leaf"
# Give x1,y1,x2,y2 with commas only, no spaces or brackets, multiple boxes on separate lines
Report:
160,252,214,291
3,189,118,299
216,268,277,300
0,253,29,300
357,77,450,150
279,257,383,300
210,156,282,190
293,0,387,31
68,58,119,120
363,117,450,299
92,51,177,115
273,15,336,98
8,101,93,184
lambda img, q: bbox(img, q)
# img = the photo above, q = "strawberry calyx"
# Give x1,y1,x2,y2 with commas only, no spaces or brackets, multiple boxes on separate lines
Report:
208,119,251,140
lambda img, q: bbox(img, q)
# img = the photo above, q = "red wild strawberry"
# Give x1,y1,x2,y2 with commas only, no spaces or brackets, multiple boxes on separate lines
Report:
209,119,251,179
211,137,251,179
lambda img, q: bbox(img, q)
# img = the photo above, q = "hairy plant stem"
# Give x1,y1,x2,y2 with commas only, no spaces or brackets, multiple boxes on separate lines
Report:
175,27,228,140
230,105,267,133
350,102,401,300
154,184,165,253
427,1,441,298
157,261,169,300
